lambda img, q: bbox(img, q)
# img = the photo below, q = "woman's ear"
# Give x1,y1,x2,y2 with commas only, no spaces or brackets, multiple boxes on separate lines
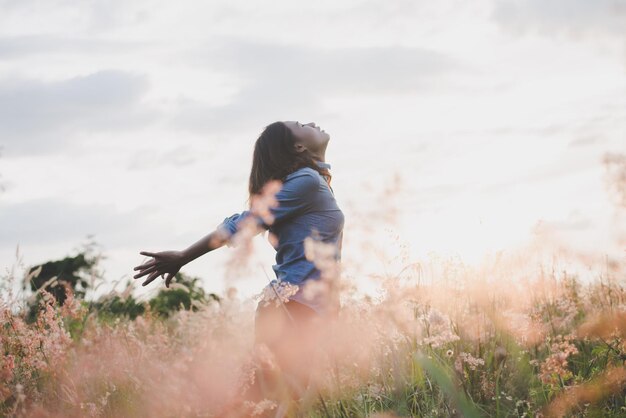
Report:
294,143,307,153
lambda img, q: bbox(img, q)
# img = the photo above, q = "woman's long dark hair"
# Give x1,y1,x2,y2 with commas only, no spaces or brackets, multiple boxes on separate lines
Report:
248,121,329,207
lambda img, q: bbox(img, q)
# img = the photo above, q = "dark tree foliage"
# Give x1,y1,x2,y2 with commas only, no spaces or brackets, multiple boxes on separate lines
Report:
147,273,220,318
92,292,147,321
23,244,101,323
25,253,96,305
22,239,221,322
91,273,221,321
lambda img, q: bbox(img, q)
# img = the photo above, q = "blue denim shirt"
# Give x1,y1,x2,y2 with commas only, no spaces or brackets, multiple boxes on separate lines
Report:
216,161,344,316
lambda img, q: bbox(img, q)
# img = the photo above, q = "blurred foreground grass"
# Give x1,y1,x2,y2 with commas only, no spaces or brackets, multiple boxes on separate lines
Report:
1,243,624,418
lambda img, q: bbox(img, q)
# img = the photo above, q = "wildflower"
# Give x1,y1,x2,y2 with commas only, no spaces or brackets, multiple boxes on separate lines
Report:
516,399,530,414
243,399,278,416
230,361,257,401
446,349,454,358
367,383,384,401
253,343,278,371
419,308,460,348
422,330,460,349
80,402,99,417
427,309,446,327
480,371,495,399
99,391,111,407
256,279,300,308
539,335,579,386
455,352,485,373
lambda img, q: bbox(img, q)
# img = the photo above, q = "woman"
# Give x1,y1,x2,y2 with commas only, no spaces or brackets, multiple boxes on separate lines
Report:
132,121,345,409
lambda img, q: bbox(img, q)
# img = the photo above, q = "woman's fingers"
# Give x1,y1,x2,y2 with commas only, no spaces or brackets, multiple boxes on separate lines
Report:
164,273,174,288
134,250,180,287
140,251,160,258
142,270,161,286
133,265,158,279
133,259,157,271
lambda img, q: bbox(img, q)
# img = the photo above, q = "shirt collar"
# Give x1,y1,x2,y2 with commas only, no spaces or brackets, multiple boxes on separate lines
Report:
315,160,331,170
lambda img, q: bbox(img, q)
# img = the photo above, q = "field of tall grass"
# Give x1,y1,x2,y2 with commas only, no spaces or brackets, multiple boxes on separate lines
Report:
1,154,625,417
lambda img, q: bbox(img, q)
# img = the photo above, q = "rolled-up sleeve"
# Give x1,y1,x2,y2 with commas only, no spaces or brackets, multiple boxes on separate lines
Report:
217,211,253,236
216,169,320,247
215,211,259,248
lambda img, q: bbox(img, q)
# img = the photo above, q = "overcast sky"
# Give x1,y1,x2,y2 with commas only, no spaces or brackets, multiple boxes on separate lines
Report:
1,0,624,301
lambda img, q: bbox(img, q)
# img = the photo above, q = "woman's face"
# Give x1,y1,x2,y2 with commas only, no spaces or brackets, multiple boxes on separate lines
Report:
284,121,330,156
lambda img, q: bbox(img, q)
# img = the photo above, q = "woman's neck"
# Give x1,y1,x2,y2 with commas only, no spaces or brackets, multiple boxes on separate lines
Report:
312,150,326,163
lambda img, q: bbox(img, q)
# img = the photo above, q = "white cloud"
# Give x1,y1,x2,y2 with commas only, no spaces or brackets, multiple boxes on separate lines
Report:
0,35,148,59
125,144,199,171
0,0,156,35
171,39,459,134
0,197,163,247
197,39,458,95
0,70,155,156
492,0,626,39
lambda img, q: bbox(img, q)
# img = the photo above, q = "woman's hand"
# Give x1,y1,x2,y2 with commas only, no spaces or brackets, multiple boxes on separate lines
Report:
133,250,186,288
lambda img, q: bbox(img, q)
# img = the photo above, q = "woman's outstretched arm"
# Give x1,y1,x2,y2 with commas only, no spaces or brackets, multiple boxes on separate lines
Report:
133,228,230,288
181,228,230,264
134,170,318,287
